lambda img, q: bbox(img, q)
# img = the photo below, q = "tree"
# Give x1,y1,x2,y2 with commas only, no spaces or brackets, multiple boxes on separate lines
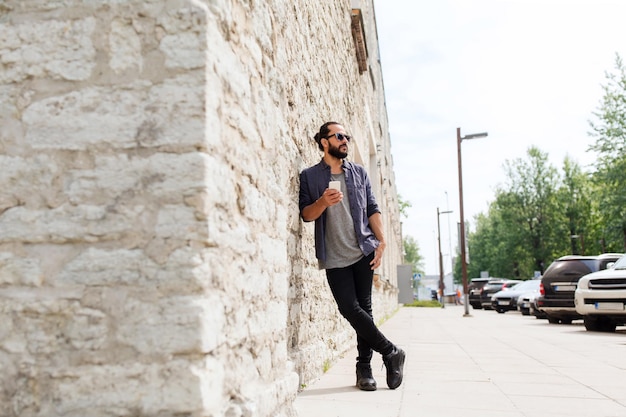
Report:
466,201,530,279
464,147,565,278
588,53,626,251
403,235,424,275
397,194,412,219
555,157,596,255
499,147,564,274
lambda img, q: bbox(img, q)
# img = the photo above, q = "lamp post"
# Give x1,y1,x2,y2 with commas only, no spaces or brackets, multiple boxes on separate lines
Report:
445,191,454,276
457,127,488,317
437,207,453,308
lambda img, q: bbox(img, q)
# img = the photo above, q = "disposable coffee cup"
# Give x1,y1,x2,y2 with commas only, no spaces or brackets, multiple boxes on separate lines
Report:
328,181,341,190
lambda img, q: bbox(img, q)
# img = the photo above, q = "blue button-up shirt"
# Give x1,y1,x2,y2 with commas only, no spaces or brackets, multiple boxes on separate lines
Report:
299,159,381,262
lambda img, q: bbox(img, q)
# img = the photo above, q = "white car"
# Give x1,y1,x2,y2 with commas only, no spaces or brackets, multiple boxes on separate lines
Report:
574,255,626,332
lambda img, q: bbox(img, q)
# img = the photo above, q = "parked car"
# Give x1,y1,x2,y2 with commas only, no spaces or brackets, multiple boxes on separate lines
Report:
492,279,541,313
527,292,547,319
517,292,533,315
515,278,542,315
480,279,521,310
575,255,626,332
468,277,491,309
539,253,623,324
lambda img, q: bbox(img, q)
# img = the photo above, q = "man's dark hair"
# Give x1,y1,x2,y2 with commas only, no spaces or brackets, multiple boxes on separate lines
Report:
313,121,339,151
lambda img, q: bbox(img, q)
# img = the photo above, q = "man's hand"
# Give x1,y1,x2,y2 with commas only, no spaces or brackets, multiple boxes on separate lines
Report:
319,188,343,207
301,188,343,222
370,241,386,270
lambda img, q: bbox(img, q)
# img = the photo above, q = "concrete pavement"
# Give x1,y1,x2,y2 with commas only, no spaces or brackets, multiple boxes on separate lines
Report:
294,305,626,417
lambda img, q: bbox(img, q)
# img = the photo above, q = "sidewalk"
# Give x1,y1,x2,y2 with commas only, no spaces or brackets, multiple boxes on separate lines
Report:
293,305,626,417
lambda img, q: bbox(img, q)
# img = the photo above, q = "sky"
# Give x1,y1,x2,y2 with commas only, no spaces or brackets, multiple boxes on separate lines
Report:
373,0,626,276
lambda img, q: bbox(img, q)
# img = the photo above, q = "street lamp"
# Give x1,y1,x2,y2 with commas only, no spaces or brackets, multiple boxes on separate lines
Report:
444,191,454,276
437,207,453,308
457,127,488,317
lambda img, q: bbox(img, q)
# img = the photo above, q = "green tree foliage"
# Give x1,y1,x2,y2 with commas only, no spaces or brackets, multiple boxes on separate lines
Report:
465,150,616,279
589,54,626,251
403,235,425,275
397,196,424,280
499,147,564,274
466,202,529,279
465,148,600,278
556,157,598,255
397,194,412,219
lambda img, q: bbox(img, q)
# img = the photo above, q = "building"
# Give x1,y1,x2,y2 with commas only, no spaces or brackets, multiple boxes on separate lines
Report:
0,1,402,415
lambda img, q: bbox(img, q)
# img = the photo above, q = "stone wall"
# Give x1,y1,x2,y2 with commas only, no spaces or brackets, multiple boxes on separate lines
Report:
0,0,402,416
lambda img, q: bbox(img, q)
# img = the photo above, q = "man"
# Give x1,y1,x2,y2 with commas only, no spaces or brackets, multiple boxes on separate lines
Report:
298,121,406,391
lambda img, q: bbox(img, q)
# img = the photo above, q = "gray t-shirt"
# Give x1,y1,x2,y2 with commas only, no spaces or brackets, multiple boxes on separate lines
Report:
319,172,364,269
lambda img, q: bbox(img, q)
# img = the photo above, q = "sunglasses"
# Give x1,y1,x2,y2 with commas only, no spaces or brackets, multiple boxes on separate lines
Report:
324,132,352,142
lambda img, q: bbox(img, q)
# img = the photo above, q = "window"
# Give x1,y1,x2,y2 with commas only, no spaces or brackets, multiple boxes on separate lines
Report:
351,9,368,73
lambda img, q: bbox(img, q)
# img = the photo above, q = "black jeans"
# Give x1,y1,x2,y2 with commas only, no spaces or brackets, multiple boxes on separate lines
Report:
326,253,394,363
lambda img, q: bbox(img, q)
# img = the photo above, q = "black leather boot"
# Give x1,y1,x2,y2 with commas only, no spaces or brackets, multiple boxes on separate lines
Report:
383,347,406,389
356,363,377,391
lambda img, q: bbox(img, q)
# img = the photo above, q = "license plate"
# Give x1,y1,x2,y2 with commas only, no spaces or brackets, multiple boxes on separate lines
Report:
521,302,529,308
555,285,576,291
594,302,625,311
498,300,510,305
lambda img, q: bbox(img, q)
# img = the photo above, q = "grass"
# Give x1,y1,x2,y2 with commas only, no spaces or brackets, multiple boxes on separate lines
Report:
404,300,442,308
322,359,332,373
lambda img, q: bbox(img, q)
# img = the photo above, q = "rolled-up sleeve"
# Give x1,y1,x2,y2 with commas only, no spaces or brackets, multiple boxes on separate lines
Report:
363,170,380,218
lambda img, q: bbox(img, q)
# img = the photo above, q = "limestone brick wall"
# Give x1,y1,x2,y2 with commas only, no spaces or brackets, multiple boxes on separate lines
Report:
0,0,402,416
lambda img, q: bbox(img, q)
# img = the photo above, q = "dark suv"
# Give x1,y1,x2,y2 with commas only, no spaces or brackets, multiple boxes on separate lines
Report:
468,278,491,309
538,253,623,324
480,279,521,310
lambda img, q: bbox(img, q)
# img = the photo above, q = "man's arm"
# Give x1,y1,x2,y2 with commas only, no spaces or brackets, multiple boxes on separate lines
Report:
368,212,386,270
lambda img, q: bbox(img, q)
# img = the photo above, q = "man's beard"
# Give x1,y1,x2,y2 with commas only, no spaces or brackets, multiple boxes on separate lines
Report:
328,144,348,159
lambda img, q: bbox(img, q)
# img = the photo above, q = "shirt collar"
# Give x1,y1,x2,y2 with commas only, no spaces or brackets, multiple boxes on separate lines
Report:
319,158,349,171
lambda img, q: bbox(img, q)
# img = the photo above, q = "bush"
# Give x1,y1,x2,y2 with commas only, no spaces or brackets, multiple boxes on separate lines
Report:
404,300,442,308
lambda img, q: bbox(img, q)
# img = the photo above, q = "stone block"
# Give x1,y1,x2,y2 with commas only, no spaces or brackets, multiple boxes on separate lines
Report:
114,295,223,355
51,360,210,416
66,152,209,205
0,252,43,286
109,19,143,74
23,75,204,151
0,18,96,83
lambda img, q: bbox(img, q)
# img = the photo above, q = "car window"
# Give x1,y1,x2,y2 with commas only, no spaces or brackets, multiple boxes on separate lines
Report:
613,256,626,270
600,258,620,269
468,279,489,289
513,280,539,291
543,260,593,278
